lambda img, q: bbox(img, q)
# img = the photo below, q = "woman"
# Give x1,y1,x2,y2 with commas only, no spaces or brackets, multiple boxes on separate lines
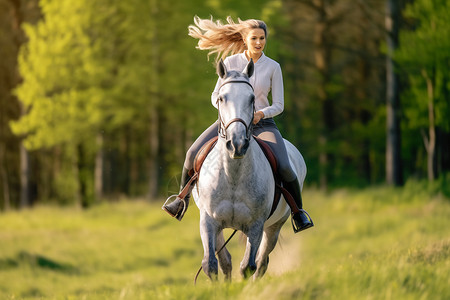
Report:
163,16,313,233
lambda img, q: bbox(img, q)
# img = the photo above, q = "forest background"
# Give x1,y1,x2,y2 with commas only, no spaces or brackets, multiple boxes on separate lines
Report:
0,0,449,209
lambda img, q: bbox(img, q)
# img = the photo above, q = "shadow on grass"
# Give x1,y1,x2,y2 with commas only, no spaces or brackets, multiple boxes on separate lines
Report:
0,251,79,274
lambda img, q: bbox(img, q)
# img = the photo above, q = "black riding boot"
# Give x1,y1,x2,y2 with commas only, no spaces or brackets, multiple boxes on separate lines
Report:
284,178,314,233
162,167,192,221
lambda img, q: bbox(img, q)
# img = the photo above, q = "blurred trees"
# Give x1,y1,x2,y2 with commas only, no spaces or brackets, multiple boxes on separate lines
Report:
4,0,218,207
280,0,388,187
385,0,403,186
0,0,449,209
396,0,450,181
0,0,40,210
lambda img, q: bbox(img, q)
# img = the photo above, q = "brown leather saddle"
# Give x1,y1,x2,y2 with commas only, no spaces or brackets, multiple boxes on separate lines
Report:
180,136,300,219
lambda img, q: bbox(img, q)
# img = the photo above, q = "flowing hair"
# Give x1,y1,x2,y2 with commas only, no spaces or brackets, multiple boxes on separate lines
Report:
188,16,268,62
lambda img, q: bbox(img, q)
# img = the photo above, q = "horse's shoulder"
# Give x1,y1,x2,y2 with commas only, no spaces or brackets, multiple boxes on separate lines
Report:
193,136,219,174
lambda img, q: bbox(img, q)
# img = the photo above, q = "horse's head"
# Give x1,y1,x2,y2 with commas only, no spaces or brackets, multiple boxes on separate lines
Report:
216,59,255,159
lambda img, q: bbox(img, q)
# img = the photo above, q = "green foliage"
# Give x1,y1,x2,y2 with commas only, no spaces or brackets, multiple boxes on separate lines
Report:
395,0,450,178
397,1,449,123
397,0,450,130
8,0,227,202
0,187,449,299
12,0,155,149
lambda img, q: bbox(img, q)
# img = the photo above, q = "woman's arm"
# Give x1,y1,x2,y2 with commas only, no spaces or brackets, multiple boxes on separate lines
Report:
211,77,222,109
259,63,284,118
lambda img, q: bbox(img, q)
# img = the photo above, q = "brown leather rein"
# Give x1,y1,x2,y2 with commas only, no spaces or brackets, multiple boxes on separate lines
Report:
216,79,255,140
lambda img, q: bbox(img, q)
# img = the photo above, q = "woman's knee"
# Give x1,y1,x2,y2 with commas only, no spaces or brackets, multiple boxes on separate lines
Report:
184,148,197,170
184,122,218,169
279,162,296,182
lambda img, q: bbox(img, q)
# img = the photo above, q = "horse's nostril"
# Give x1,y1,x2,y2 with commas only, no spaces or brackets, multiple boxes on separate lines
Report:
226,140,234,152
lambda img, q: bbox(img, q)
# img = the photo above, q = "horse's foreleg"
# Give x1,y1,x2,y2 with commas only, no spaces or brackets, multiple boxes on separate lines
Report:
255,215,288,278
216,230,232,281
200,211,219,281
240,221,264,279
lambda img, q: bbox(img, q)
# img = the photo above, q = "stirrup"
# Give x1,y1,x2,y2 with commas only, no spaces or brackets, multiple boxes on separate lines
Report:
162,194,188,221
291,209,314,233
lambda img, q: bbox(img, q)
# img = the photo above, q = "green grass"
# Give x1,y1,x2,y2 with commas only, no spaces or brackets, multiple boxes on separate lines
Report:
0,186,449,299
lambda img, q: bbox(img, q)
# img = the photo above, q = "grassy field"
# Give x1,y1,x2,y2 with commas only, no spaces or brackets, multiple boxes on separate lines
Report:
0,183,449,299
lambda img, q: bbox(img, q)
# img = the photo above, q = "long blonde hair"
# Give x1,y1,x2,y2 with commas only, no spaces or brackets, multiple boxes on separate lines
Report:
188,16,268,62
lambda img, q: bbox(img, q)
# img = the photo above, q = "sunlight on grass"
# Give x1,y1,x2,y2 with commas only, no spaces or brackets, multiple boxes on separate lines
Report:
0,187,449,299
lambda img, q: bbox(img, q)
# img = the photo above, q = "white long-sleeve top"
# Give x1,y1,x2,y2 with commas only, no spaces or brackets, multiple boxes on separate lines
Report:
211,52,284,119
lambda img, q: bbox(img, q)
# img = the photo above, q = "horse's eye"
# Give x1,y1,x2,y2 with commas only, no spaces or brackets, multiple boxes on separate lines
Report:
250,95,255,103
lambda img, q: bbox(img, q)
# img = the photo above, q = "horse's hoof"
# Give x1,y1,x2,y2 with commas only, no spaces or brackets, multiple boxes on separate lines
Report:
242,264,257,279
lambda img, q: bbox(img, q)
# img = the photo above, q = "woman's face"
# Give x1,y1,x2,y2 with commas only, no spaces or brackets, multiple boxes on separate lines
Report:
244,28,266,55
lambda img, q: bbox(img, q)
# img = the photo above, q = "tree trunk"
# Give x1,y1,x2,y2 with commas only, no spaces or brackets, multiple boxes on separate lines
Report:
94,132,104,200
19,100,31,208
0,144,10,210
385,0,403,186
313,0,332,190
19,141,30,208
421,69,436,181
148,107,159,199
121,128,131,194
356,1,372,183
9,0,32,207
77,144,89,208
147,0,159,199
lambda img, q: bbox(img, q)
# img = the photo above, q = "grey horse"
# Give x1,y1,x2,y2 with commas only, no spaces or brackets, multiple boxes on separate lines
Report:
192,59,307,280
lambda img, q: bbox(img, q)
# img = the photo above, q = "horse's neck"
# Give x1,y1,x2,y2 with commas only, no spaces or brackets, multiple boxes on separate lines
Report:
217,138,256,181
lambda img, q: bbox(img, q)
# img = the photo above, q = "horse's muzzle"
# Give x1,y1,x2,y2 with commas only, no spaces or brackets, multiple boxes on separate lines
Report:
226,136,250,159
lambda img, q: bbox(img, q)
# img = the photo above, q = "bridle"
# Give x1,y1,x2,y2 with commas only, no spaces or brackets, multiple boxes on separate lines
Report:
216,79,255,140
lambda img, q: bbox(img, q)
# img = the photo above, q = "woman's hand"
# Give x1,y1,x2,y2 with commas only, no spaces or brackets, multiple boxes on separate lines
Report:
253,111,265,124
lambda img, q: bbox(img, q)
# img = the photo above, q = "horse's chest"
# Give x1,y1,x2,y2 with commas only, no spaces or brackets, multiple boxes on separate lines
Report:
195,147,274,226
200,176,271,226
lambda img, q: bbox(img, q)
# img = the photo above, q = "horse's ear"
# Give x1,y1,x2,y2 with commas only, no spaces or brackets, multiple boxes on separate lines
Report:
243,59,254,78
217,58,227,79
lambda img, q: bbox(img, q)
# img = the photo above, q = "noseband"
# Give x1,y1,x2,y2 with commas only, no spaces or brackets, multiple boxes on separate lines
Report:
217,79,255,140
